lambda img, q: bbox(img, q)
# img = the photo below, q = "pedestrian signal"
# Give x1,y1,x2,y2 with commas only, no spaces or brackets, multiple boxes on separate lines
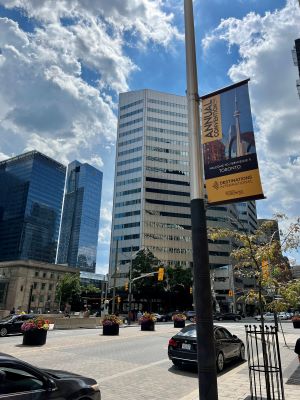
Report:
117,296,121,303
228,290,233,297
124,282,128,291
190,287,193,294
157,267,164,281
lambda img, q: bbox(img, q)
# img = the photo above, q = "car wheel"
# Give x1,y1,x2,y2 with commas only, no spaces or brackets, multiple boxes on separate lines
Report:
0,327,8,337
235,317,240,321
216,352,225,372
239,344,245,360
218,317,223,321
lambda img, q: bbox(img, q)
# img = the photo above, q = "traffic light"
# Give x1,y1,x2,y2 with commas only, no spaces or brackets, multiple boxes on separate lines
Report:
190,286,193,294
228,290,233,297
124,282,129,291
157,267,164,281
117,296,121,303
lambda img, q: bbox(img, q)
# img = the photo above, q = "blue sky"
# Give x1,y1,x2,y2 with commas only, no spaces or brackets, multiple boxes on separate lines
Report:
0,0,299,271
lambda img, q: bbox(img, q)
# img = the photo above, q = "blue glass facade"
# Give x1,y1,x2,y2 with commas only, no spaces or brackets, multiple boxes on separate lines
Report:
0,151,66,263
57,161,103,273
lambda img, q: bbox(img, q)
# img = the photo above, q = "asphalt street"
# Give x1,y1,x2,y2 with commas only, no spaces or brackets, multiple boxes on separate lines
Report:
0,320,299,400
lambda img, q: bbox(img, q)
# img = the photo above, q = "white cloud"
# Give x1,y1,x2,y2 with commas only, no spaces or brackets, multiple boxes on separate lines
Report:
202,0,300,219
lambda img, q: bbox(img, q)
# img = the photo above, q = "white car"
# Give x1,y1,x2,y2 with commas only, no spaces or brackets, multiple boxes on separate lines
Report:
278,312,289,320
255,312,274,321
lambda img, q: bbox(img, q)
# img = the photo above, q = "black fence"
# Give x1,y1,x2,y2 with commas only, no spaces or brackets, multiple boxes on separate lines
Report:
245,325,285,400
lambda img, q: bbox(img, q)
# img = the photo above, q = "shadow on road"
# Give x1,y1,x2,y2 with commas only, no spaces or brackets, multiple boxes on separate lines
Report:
168,359,247,377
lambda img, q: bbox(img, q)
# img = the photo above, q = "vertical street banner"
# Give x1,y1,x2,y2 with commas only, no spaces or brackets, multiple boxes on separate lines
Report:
201,79,264,205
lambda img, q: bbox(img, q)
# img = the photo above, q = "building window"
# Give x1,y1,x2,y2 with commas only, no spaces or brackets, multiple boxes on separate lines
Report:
49,284,53,291
39,295,44,302
41,283,46,290
20,285,23,292
43,272,47,278
50,273,54,279
33,282,38,289
35,271,39,277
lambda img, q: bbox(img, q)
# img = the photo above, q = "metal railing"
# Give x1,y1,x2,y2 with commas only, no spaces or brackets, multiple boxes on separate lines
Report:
245,325,285,400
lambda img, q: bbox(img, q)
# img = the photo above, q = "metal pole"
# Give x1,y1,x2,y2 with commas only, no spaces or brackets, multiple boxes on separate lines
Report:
128,248,133,325
112,239,118,314
184,1,218,399
27,285,33,314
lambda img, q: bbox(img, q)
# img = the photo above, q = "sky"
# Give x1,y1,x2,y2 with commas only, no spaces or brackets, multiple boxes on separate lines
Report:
0,0,299,273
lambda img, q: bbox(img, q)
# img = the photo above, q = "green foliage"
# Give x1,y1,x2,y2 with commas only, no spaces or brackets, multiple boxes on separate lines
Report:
82,284,100,294
56,273,82,308
164,265,192,292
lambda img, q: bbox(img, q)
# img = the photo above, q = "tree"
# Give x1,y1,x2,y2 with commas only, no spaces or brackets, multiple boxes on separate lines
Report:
56,273,82,311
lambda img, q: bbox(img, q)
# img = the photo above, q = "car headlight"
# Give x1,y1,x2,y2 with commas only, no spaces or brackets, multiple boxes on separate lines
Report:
91,383,100,392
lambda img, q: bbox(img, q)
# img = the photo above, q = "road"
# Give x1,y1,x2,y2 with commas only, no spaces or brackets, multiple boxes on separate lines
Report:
0,320,298,400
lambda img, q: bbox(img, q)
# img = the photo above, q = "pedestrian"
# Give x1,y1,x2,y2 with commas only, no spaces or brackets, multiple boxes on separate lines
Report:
294,338,300,363
137,310,142,322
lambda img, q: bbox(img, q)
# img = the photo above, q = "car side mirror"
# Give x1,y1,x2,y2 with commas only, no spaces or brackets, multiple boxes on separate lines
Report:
232,335,237,339
46,378,57,392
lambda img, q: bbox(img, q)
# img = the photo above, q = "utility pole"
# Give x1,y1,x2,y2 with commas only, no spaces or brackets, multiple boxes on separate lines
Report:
184,1,218,399
112,239,118,314
128,248,133,325
27,285,33,314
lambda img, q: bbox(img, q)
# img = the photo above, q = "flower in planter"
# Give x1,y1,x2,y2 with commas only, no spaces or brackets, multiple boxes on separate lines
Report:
172,313,187,322
292,314,300,322
21,317,50,332
139,312,157,323
102,314,122,326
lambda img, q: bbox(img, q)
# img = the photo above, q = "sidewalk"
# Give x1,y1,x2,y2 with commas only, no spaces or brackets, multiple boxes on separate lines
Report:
180,330,300,400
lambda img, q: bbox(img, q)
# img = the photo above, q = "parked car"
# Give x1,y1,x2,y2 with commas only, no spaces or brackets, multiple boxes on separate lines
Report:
153,313,168,322
0,352,101,399
278,312,289,320
0,314,36,337
183,311,196,321
214,312,242,322
168,324,245,372
254,312,274,321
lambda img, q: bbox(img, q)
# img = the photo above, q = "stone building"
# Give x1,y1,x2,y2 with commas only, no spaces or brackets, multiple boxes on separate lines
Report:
0,260,76,316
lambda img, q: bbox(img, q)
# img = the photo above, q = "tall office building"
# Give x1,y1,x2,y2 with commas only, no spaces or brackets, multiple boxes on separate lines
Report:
57,161,103,273
292,38,300,99
109,89,256,285
0,151,66,263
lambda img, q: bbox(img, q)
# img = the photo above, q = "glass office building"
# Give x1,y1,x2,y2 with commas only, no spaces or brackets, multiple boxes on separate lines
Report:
57,161,103,273
0,151,66,263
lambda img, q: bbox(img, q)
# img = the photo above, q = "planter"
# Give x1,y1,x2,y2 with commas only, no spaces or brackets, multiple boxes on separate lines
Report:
23,329,47,346
103,324,119,335
141,321,155,331
292,320,300,329
174,320,185,328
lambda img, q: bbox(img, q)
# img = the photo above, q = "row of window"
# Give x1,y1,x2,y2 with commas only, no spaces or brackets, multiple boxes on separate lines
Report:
147,116,187,128
147,125,188,136
148,98,186,110
145,187,189,197
120,99,143,111
119,117,143,129
119,136,143,148
146,134,188,147
114,221,140,230
33,282,54,290
146,155,189,166
146,166,190,176
146,145,189,157
116,188,141,197
116,177,141,187
119,126,143,139
145,198,190,208
209,251,230,257
147,107,186,119
146,176,190,186
117,166,141,176
120,108,143,120
144,233,191,242
115,210,141,218
31,294,52,303
115,199,141,208
117,156,142,166
144,221,191,230
118,146,142,157
145,209,190,219
147,246,192,254
34,271,56,279
114,233,140,241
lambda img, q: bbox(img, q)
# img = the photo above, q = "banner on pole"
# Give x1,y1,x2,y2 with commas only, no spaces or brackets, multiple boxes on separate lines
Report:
201,79,264,205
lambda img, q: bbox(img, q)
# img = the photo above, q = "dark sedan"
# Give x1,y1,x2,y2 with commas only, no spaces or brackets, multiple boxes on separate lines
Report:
168,324,245,372
0,353,101,399
214,312,242,321
0,314,36,337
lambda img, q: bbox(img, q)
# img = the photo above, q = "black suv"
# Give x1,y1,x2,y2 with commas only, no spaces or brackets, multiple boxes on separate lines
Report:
0,314,35,337
214,312,242,321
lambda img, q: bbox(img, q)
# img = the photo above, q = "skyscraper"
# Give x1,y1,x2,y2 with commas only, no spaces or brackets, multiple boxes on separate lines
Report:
109,89,256,285
0,151,66,263
57,161,103,272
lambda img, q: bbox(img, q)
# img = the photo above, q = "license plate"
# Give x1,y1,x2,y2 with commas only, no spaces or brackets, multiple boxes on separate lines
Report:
182,343,191,350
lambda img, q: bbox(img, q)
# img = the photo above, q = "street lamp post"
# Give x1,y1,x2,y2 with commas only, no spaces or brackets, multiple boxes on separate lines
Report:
184,1,218,399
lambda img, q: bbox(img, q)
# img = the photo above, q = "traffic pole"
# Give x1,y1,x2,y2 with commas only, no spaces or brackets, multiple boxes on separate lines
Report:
184,1,218,399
